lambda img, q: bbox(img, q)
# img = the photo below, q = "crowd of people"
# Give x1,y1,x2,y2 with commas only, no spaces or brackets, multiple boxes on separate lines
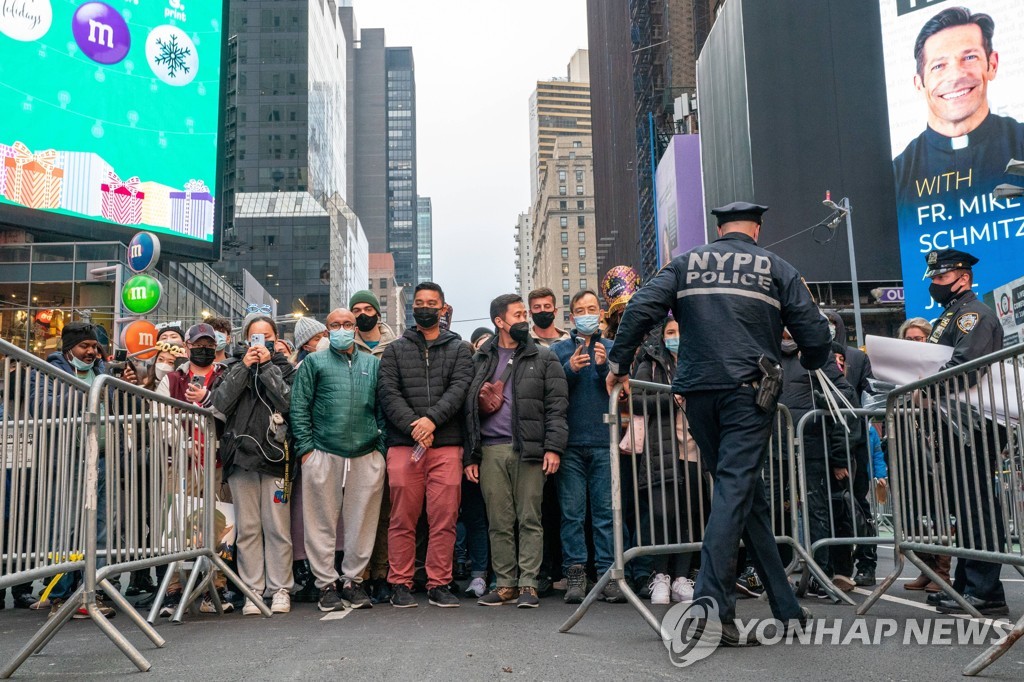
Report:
0,237,1010,624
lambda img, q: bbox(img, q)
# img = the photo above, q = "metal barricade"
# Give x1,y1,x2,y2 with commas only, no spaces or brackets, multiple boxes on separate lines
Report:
852,343,1024,676
1,353,269,678
793,408,890,598
559,380,851,638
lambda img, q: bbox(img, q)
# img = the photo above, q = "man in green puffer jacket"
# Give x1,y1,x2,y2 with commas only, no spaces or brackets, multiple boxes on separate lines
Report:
290,307,387,612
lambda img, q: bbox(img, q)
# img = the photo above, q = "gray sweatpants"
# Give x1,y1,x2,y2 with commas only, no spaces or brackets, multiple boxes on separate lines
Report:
228,469,294,597
302,450,385,589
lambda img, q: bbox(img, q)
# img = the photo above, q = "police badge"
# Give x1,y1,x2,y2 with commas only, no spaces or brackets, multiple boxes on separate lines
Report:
956,313,979,333
927,251,938,266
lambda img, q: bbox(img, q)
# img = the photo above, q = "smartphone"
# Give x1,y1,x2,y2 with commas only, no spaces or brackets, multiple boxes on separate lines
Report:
249,333,265,348
190,375,206,388
114,349,128,362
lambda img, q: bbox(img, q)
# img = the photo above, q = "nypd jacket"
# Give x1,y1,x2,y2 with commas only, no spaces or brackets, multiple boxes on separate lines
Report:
928,291,1004,369
377,328,475,449
608,232,832,393
290,348,386,459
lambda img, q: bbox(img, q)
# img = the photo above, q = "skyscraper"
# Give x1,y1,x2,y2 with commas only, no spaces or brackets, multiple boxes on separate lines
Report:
217,0,367,317
417,196,433,283
528,50,591,200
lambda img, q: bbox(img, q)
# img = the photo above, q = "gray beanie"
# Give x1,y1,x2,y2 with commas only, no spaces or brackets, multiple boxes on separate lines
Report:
293,316,327,348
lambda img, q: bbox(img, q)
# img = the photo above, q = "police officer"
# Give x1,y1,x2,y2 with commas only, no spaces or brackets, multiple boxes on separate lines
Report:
607,202,829,645
923,248,1008,616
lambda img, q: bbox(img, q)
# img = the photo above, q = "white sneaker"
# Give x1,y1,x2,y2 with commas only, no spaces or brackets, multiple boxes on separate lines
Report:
465,577,487,598
671,577,694,603
242,599,262,615
270,589,291,614
650,573,671,605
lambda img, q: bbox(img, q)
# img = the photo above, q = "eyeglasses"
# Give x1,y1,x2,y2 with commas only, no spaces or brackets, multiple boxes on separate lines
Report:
905,334,928,342
246,304,273,315
328,321,356,331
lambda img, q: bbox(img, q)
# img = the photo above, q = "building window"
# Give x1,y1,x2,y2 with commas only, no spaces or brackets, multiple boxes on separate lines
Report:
562,279,570,291
569,152,575,160
559,201,567,210
561,248,569,259
559,216,568,228
578,232,585,243
577,215,585,227
560,232,568,244
562,294,570,306
576,170,584,182
575,185,584,195
562,263,570,275
559,186,566,196
578,247,586,258
578,263,586,274
573,140,582,148
558,170,567,181
577,200,584,210
379,278,387,289
368,279,373,289
579,279,588,289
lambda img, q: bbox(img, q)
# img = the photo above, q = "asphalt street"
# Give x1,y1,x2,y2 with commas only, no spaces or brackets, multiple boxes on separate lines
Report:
3,546,1024,681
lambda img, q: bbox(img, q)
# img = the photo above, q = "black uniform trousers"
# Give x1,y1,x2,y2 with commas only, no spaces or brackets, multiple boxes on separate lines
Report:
684,387,802,622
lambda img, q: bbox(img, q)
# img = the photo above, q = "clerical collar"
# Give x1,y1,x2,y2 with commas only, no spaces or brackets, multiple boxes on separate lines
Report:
923,112,996,152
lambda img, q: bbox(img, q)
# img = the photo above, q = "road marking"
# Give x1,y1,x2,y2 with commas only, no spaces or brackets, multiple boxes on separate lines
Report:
320,609,351,621
850,587,1011,627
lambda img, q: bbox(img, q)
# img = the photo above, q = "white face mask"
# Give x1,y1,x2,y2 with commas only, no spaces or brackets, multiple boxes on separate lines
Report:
155,363,174,380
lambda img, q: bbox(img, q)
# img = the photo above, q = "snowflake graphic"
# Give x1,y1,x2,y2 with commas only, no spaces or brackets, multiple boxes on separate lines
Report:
154,34,192,77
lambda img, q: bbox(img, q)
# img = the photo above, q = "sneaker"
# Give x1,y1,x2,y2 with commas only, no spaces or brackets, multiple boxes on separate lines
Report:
671,576,695,603
537,574,553,597
270,589,291,614
478,587,518,606
31,598,51,610
601,580,627,603
736,566,764,598
805,578,832,600
390,583,417,608
427,585,461,608
13,592,36,609
832,575,856,593
317,586,345,612
73,600,115,619
47,598,64,619
517,587,540,608
242,599,262,615
159,591,183,618
636,574,654,600
200,590,235,614
465,577,487,598
563,564,587,604
853,570,876,587
552,578,568,591
125,573,157,597
340,580,372,609
650,574,671,605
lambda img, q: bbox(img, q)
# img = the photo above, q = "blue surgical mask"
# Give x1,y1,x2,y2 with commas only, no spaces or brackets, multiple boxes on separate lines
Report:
69,355,95,372
329,328,355,351
574,314,600,336
215,332,227,351
664,337,679,354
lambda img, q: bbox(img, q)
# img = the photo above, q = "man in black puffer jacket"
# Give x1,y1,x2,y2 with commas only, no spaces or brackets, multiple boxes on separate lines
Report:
464,293,568,607
377,282,474,608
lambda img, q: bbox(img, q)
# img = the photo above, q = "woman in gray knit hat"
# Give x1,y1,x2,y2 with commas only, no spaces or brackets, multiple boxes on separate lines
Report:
292,316,328,365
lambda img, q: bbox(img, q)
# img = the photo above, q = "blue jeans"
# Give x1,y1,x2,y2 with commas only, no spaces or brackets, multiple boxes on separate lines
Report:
558,446,614,573
51,457,107,600
456,477,489,576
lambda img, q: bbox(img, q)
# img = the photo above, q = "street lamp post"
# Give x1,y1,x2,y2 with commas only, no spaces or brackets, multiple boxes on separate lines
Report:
824,194,864,348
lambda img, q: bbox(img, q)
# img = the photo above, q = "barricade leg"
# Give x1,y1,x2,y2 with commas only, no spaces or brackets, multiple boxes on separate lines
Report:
558,568,613,634
98,577,165,647
789,539,855,605
0,588,81,678
174,556,213,624
209,553,272,617
147,561,179,625
963,612,1024,676
84,601,151,673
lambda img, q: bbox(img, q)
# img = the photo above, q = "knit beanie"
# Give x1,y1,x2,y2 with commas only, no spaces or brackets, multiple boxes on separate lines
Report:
294,316,327,348
471,327,492,345
349,290,381,314
61,321,99,353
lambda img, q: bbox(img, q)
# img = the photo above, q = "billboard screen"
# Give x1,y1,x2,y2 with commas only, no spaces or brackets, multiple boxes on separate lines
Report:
0,0,226,260
655,134,706,268
880,0,1024,318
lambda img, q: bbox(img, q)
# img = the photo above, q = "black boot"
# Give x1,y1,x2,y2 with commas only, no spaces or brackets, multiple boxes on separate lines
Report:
125,570,158,597
292,560,319,603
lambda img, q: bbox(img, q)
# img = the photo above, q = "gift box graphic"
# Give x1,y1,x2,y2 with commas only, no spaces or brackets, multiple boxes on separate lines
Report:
3,142,64,209
138,182,175,228
100,171,145,225
0,144,16,198
58,152,113,217
170,179,214,239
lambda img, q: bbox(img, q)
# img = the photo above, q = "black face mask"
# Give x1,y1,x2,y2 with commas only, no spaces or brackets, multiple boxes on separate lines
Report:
413,307,440,329
509,322,531,344
355,313,379,333
189,347,216,368
532,311,556,330
929,281,960,306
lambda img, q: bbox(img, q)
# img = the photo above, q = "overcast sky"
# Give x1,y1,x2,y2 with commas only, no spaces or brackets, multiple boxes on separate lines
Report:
352,0,589,338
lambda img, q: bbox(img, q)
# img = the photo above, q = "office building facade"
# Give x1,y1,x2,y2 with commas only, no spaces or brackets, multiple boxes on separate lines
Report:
416,196,433,283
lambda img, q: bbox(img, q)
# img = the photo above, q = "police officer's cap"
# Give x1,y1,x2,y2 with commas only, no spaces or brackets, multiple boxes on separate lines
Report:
923,248,979,279
710,201,769,226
